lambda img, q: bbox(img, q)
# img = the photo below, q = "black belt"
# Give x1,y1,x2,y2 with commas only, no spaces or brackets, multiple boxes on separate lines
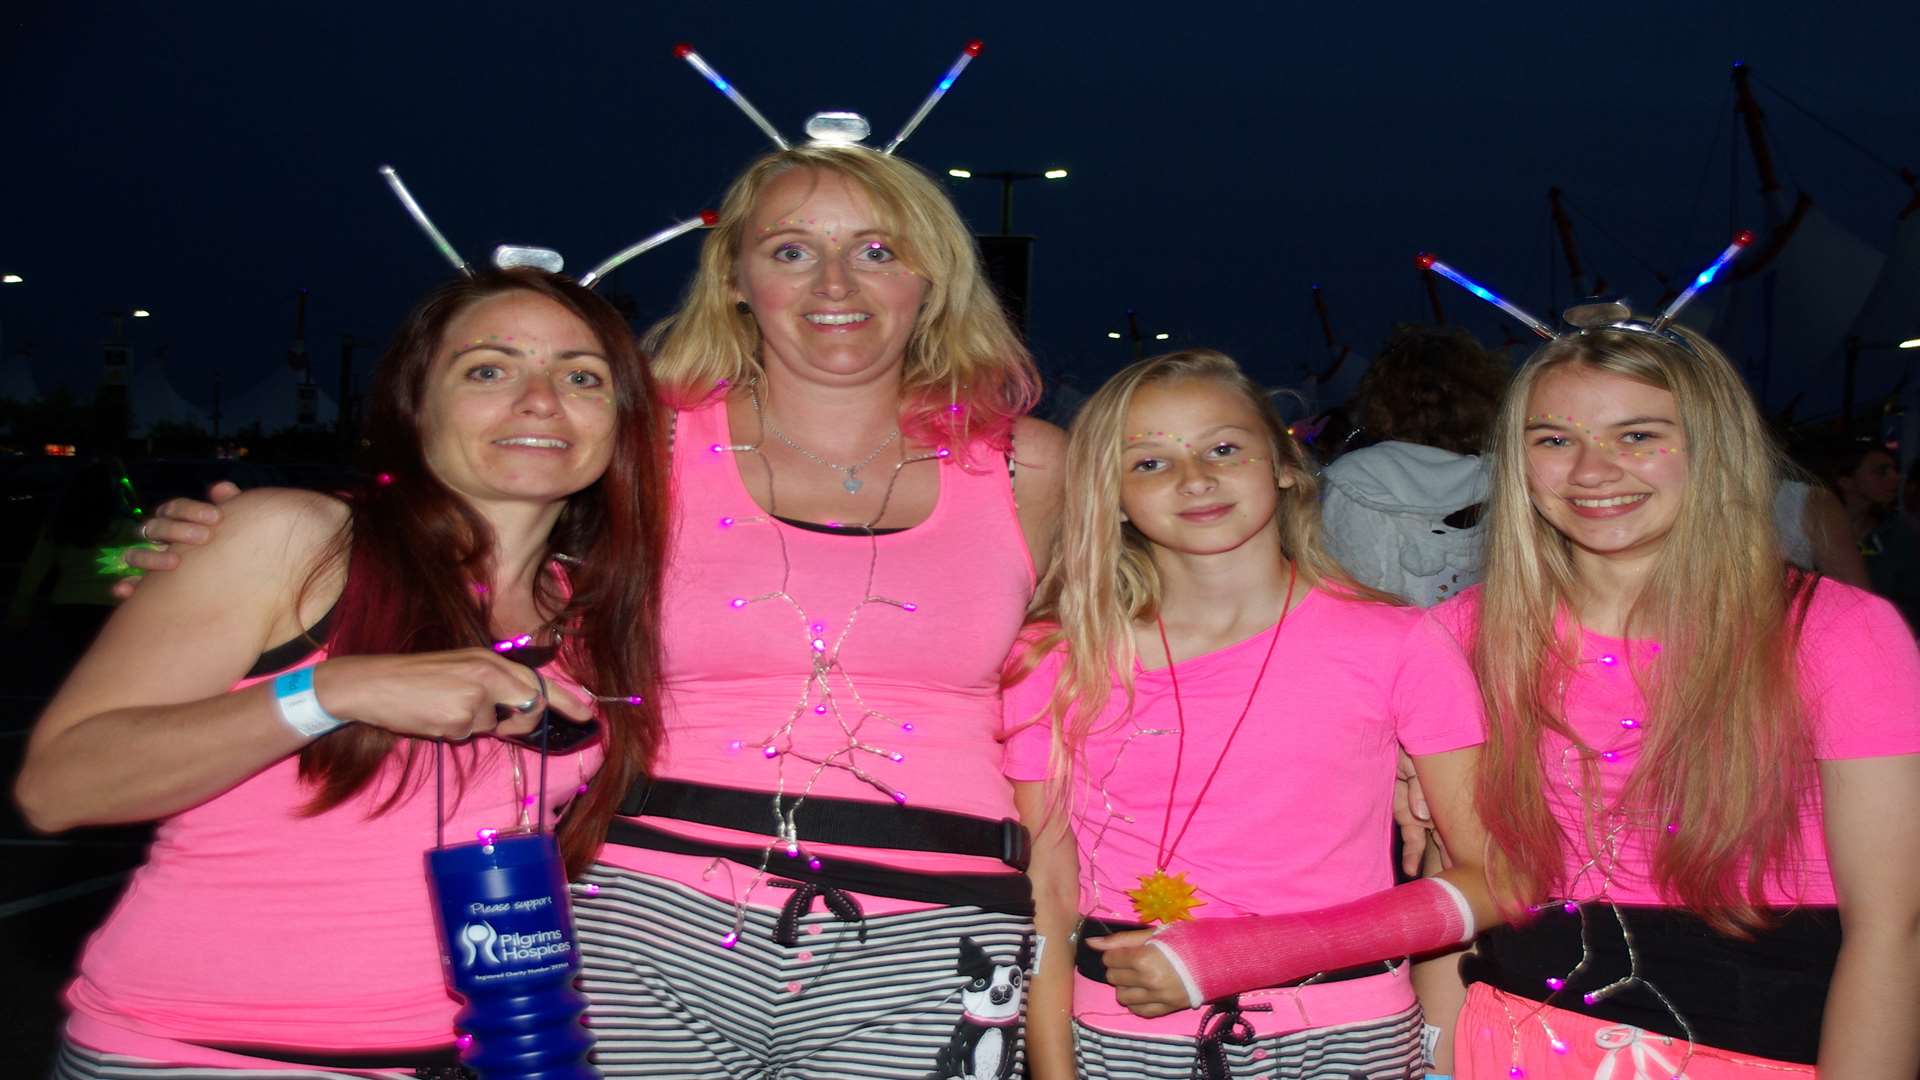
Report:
606,817,1034,916
617,776,1030,870
195,1041,470,1078
1072,914,1398,992
1462,902,1839,1064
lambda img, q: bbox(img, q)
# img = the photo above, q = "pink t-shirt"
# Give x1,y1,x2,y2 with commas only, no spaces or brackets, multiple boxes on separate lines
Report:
66,652,600,1065
1430,579,1920,906
1002,589,1483,1033
598,399,1036,909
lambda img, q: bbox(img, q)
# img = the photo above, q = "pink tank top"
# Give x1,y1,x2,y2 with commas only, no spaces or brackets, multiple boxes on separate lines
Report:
600,399,1036,904
66,650,600,1064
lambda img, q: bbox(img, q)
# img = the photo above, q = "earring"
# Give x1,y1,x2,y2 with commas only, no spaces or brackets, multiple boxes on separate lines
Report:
735,300,751,314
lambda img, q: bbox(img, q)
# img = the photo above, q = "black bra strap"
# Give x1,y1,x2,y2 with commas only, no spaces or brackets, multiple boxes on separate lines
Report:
244,604,338,678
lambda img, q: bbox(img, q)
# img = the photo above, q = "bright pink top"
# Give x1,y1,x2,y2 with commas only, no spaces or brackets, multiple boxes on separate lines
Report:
1430,579,1920,906
1002,590,1484,1033
600,399,1036,908
66,652,599,1065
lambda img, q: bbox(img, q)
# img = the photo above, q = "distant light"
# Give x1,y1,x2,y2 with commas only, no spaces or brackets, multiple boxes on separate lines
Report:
1154,332,1170,341
1,274,21,284
131,309,151,318
948,168,972,179
1900,338,1920,350
1106,332,1122,340
1043,168,1069,180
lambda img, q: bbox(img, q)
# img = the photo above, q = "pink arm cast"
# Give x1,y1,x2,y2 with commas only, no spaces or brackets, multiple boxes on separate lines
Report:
1146,877,1476,1007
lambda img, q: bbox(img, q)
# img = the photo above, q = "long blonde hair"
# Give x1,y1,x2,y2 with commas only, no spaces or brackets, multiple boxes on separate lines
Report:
1009,349,1396,786
1472,327,1815,932
644,144,1039,456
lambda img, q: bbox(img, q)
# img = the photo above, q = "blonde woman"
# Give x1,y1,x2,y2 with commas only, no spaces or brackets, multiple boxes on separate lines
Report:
1433,326,1920,1077
570,142,1066,1080
131,144,1067,1079
1001,350,1497,1078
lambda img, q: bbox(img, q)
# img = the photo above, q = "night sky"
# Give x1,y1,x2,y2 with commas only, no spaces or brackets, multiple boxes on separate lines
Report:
4,1,1917,423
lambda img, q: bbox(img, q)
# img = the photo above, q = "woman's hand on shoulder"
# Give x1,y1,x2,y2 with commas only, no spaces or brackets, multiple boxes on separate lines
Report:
116,480,244,590
1012,416,1068,574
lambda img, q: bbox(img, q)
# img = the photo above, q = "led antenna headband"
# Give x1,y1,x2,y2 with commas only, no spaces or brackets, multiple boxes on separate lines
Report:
1414,253,1556,340
1653,230,1753,331
675,39,985,154
1416,230,1755,349
377,165,712,287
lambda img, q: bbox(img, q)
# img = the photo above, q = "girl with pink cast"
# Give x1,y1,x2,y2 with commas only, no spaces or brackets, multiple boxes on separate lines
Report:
1002,349,1501,1078
1426,324,1920,1077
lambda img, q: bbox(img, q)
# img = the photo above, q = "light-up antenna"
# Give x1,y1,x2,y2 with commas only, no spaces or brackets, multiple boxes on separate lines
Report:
579,210,720,288
379,166,471,275
883,40,984,155
1415,253,1556,340
675,44,790,150
1652,230,1753,330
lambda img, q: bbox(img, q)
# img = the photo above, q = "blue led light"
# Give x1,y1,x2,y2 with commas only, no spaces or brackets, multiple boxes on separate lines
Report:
1470,284,1494,301
1694,268,1715,287
713,77,731,91
939,78,954,91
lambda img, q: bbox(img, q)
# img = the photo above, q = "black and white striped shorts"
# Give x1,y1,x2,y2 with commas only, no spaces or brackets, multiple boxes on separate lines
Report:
573,863,1034,1079
1073,1003,1426,1080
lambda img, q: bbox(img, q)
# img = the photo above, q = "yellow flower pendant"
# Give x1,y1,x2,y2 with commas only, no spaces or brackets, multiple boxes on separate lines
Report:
1128,868,1203,924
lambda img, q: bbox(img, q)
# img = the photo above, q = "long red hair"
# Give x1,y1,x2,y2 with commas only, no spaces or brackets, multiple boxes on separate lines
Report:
299,269,669,876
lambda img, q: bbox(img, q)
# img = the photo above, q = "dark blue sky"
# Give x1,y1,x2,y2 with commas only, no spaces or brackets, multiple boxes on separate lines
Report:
4,1,1916,417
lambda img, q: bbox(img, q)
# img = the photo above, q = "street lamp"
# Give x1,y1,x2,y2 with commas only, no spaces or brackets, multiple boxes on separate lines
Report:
1105,310,1173,359
1,274,22,285
947,168,1070,234
1844,334,1920,424
131,309,151,318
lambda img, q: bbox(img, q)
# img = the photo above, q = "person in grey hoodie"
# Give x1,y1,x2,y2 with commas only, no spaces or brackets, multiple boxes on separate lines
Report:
1321,327,1511,607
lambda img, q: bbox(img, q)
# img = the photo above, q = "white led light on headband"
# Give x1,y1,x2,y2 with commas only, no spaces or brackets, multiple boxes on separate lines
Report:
674,39,985,156
376,165,715,288
1416,230,1755,352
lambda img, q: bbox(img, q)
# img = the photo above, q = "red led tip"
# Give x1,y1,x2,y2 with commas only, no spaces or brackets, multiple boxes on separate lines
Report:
673,42,694,58
699,210,719,226
965,40,984,55
1416,253,1436,269
1734,229,1755,246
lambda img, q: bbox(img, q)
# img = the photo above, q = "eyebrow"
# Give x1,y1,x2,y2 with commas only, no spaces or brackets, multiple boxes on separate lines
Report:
756,226,891,244
1123,424,1258,445
449,343,609,363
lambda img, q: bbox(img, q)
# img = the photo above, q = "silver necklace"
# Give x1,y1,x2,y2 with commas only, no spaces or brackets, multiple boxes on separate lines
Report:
749,383,900,493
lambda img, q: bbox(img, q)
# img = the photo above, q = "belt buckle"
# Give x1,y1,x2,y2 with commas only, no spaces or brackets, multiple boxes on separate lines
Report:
617,776,655,818
1000,818,1030,871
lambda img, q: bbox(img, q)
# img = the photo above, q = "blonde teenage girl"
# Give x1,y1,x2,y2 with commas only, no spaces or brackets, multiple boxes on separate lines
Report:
1436,325,1920,1077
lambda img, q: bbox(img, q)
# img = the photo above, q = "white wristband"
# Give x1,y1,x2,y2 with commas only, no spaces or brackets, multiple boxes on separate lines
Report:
273,667,343,738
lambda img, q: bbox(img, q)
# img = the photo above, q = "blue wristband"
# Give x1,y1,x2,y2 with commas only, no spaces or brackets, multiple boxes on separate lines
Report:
273,666,343,738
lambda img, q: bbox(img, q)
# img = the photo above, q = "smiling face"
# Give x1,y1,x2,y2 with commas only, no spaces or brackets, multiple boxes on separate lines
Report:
1523,363,1689,569
1118,378,1295,561
419,290,617,510
733,167,930,388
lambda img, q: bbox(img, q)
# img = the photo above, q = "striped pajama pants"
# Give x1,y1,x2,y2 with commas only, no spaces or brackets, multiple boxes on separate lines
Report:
1073,1004,1427,1080
574,863,1034,1079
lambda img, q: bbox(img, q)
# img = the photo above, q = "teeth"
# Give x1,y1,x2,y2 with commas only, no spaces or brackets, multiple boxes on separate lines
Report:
806,312,870,325
1571,494,1646,508
496,437,570,449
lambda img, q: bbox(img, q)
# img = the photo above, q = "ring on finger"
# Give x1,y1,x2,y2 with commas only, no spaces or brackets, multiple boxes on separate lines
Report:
138,520,154,543
511,694,540,713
